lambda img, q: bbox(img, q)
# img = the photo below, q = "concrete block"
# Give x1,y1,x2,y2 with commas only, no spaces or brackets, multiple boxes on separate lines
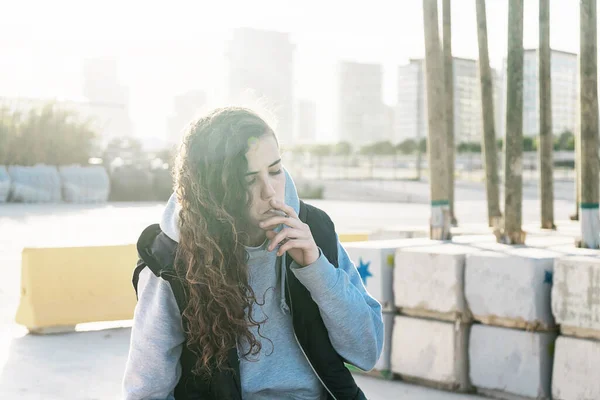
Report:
394,243,481,322
451,224,494,236
547,245,600,257
391,316,470,391
525,235,576,248
451,235,497,245
552,256,600,339
522,222,579,238
345,238,440,309
552,336,600,400
468,241,518,252
369,227,428,240
15,245,138,332
469,324,556,399
465,248,560,330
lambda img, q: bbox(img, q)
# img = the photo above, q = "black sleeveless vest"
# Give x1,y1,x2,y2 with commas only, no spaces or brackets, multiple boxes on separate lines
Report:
133,201,366,400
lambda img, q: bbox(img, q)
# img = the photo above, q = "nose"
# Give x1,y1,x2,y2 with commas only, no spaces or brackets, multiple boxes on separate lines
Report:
260,179,276,200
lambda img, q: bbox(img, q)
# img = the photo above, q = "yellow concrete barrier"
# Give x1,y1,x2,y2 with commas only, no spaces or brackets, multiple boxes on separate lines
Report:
15,233,372,332
16,244,138,333
338,232,371,243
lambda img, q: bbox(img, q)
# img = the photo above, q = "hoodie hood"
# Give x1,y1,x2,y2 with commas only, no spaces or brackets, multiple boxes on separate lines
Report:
160,167,301,243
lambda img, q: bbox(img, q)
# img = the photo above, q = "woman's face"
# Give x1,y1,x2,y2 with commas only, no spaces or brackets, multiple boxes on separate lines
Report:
244,134,286,228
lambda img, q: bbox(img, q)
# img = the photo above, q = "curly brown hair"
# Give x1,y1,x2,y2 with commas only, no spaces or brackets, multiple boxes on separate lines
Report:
173,107,277,377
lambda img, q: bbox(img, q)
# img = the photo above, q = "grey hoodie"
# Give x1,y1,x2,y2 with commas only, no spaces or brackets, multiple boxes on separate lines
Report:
122,169,384,399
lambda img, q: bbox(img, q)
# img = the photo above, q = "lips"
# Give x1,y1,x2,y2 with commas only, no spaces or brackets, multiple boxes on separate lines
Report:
265,209,287,217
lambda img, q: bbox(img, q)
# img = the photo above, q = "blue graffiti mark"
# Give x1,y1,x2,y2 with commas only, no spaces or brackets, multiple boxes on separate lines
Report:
544,270,553,284
357,258,373,285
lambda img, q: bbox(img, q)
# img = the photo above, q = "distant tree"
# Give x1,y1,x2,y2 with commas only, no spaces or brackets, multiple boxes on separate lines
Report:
333,141,353,156
419,138,427,153
523,136,537,151
496,138,504,151
554,130,575,151
307,144,331,179
458,141,483,153
155,146,177,168
0,103,97,166
103,137,144,167
0,108,13,165
366,140,396,156
333,141,353,179
397,139,418,155
359,141,396,179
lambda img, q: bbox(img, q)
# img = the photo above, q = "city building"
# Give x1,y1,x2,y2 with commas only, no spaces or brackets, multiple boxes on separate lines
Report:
338,61,386,146
395,59,424,143
82,58,133,142
167,90,207,145
499,49,578,138
295,99,317,143
396,57,503,145
226,28,295,146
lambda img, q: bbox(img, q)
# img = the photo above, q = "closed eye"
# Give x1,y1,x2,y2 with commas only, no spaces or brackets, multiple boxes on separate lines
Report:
246,169,282,186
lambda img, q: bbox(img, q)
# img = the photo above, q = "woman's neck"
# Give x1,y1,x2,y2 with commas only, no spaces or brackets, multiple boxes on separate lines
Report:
242,229,267,248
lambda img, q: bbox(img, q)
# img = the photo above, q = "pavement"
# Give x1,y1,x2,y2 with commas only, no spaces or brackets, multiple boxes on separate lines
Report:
0,325,486,399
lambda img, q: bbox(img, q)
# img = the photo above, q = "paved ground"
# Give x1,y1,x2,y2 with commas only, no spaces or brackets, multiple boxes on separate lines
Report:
0,325,486,399
0,179,582,398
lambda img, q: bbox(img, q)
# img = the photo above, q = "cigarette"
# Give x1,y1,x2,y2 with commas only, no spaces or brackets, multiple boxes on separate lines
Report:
269,209,288,217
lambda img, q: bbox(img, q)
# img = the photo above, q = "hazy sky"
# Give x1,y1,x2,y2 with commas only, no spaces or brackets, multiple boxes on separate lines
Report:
0,0,581,144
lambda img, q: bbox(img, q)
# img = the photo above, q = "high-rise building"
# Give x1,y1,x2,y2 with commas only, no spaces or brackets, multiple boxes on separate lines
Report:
295,100,317,143
167,90,207,145
499,49,577,138
395,59,424,143
227,28,295,146
396,57,503,144
82,58,133,142
453,58,481,143
338,61,386,146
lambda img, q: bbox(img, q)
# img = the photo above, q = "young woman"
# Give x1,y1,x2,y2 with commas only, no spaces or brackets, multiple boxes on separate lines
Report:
123,107,383,400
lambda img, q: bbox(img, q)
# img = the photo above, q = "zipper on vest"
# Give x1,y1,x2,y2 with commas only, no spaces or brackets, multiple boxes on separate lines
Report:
285,269,337,400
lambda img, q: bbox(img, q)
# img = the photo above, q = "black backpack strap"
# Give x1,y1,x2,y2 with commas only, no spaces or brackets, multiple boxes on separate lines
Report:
133,223,188,314
132,258,147,299
298,198,308,222
285,200,340,313
295,200,338,268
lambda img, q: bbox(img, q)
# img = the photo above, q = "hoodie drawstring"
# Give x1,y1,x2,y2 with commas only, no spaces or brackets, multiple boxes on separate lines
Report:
279,253,290,315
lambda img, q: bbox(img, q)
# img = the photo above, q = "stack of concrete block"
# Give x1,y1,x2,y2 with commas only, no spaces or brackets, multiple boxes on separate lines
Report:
8,165,62,203
59,165,110,203
391,243,481,391
343,238,440,376
465,247,560,399
551,255,600,400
